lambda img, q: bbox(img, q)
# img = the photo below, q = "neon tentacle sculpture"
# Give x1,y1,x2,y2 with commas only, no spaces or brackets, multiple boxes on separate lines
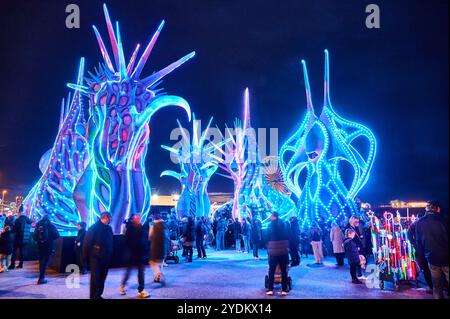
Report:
23,58,88,232
279,50,376,228
68,5,193,232
216,88,295,222
160,115,224,218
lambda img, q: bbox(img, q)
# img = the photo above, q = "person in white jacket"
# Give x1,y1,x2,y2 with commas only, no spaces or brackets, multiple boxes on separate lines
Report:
330,222,345,266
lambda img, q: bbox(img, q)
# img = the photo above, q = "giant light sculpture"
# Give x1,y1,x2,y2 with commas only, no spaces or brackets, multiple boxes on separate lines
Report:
216,89,295,223
160,115,224,218
24,4,194,233
22,59,89,232
279,50,376,227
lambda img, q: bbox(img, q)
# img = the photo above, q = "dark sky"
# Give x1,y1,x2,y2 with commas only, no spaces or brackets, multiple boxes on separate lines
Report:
0,0,448,209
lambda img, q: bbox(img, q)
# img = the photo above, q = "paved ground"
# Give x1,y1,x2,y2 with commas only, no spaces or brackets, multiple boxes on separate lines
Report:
0,249,433,299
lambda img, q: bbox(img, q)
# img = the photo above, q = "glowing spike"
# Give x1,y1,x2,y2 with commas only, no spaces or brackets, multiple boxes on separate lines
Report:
77,57,85,85
59,98,65,129
301,59,314,114
92,25,115,73
243,88,251,130
142,51,196,88
103,4,119,68
324,49,331,107
126,44,141,76
115,22,127,79
65,92,71,117
67,83,91,95
132,20,165,79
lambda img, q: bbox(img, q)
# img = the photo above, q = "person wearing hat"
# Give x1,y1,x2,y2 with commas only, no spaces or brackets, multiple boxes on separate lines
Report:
415,200,449,299
83,212,114,299
266,211,290,296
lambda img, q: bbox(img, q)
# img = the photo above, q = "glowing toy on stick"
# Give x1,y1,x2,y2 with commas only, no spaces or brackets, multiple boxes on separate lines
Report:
279,50,376,227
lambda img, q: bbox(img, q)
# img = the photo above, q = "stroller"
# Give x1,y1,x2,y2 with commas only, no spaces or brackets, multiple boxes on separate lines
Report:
165,239,181,264
264,264,293,291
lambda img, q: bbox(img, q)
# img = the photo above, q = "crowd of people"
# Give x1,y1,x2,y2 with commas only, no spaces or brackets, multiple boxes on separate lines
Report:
0,200,448,299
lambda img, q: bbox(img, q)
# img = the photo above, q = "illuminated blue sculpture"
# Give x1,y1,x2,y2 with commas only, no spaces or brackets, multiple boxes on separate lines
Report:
160,115,223,218
67,5,194,232
216,89,295,223
23,59,89,232
279,50,376,228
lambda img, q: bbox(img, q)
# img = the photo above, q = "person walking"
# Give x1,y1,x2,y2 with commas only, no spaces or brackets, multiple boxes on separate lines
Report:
345,216,366,279
266,212,290,296
233,218,242,252
33,214,60,284
195,217,207,259
149,214,168,282
74,221,87,274
215,216,227,251
120,214,150,298
251,217,262,260
181,216,195,262
83,212,114,299
310,223,324,264
241,217,251,254
415,201,449,299
10,206,32,269
288,217,301,266
330,222,345,266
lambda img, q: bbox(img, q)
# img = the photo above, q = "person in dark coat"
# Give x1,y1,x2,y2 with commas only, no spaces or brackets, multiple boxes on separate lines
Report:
215,216,227,251
150,214,168,282
288,217,301,266
74,221,87,274
344,216,365,279
119,214,149,298
33,215,60,284
195,217,207,259
10,207,32,269
266,212,290,296
415,201,449,299
407,212,433,292
251,217,262,260
343,228,363,284
241,218,251,254
82,212,113,299
0,225,14,272
182,216,195,262
233,218,242,252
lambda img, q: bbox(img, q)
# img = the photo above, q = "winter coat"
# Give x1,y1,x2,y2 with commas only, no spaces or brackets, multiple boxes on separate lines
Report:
330,225,345,253
150,220,167,261
125,223,148,264
182,220,196,245
216,219,227,232
13,215,32,245
344,223,364,251
233,221,242,240
75,229,86,251
0,229,14,255
415,213,449,266
288,220,300,246
82,220,114,262
33,217,60,256
343,237,360,264
251,220,262,243
241,221,251,237
195,221,206,239
266,219,289,257
309,227,322,242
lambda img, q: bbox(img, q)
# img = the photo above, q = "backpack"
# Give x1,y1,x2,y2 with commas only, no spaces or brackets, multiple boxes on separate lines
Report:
36,223,49,243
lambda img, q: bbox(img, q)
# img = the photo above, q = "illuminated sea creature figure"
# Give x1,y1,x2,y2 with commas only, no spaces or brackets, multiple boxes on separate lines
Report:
68,5,194,232
216,89,295,222
160,115,224,218
23,59,88,232
279,50,376,227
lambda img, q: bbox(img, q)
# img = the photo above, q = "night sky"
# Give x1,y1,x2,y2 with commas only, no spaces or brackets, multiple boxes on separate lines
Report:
0,0,448,209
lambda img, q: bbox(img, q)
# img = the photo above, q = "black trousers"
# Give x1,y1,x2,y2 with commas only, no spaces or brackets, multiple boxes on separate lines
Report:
121,263,145,292
252,240,259,258
89,258,109,299
335,253,345,266
11,243,24,267
289,243,300,265
196,238,206,258
38,253,51,280
75,248,86,273
350,262,359,280
185,245,193,262
268,254,289,292
417,255,434,290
